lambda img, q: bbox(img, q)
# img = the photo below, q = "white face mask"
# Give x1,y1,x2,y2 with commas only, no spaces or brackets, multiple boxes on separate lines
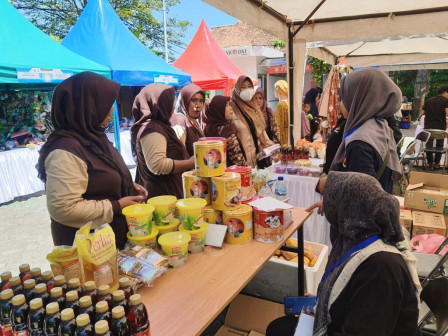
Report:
239,88,255,102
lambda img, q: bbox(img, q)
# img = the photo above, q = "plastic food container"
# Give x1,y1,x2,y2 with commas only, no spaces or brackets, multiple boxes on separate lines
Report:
126,227,159,249
298,167,311,176
122,204,154,237
286,166,298,174
158,231,191,268
275,165,286,174
157,218,180,238
176,198,207,230
178,222,209,253
147,195,177,226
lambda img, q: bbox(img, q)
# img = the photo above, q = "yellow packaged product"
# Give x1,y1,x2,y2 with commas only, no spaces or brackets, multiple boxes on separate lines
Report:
75,223,119,291
47,246,81,281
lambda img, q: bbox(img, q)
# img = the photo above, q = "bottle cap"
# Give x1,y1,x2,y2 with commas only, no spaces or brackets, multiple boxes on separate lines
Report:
46,302,59,314
30,298,43,310
1,271,11,282
118,277,129,288
50,287,63,298
111,306,125,319
0,289,13,300
34,283,47,294
76,314,90,327
79,296,92,308
61,308,75,321
30,268,41,277
12,294,25,306
68,278,80,289
9,276,21,287
98,285,110,295
84,281,96,291
129,294,141,306
24,279,36,289
95,301,109,314
95,320,109,334
66,290,78,302
112,290,125,302
42,271,53,281
19,264,30,273
54,275,66,286
278,176,284,181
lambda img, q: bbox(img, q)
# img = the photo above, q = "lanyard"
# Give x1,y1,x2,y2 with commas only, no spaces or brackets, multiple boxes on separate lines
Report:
343,117,385,139
319,235,379,286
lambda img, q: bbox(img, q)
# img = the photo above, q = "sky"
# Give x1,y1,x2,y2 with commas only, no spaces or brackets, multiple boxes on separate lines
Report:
164,0,238,58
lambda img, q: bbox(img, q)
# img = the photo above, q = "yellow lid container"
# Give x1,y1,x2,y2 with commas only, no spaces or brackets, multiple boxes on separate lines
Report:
158,231,191,268
147,195,177,226
126,227,159,249
122,204,154,237
176,198,207,230
178,222,209,254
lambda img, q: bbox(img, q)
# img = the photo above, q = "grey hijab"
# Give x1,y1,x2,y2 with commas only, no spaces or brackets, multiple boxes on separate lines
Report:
314,171,404,335
330,68,402,181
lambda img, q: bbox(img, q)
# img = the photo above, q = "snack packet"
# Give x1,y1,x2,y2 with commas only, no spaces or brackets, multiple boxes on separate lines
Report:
47,246,81,281
75,222,119,291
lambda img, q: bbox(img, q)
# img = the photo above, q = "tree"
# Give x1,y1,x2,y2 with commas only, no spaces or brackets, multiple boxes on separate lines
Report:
11,0,190,60
308,56,331,87
412,69,432,119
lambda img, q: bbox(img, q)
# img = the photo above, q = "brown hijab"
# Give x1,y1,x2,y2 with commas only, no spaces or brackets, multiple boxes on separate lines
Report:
37,71,135,197
204,95,236,138
330,68,402,181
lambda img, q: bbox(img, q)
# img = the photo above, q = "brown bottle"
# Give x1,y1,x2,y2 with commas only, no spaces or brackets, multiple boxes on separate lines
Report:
30,270,43,286
96,287,112,311
78,297,94,323
23,280,36,303
82,283,97,306
93,302,110,325
112,291,129,315
41,273,54,294
64,291,79,317
126,295,150,336
9,277,24,296
53,277,67,296
67,280,82,300
33,286,49,308
0,289,14,336
1,272,12,291
27,298,45,336
74,314,93,336
94,321,110,336
49,288,65,311
19,265,31,284
117,279,133,302
11,294,30,336
110,307,131,336
43,302,60,336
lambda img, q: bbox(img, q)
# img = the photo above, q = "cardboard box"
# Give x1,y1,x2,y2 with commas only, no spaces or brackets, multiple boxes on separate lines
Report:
404,172,448,214
216,295,284,336
399,209,413,233
412,211,447,237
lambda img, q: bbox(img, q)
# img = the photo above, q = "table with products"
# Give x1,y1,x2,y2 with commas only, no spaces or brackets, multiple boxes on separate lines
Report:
269,159,332,247
139,207,311,336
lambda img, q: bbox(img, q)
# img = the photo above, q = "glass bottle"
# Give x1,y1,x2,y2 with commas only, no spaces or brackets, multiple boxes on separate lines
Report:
117,279,133,302
33,285,49,308
9,277,24,296
81,283,97,306
93,321,110,336
23,280,36,303
78,297,94,323
112,291,129,315
63,292,79,317
67,280,82,300
58,308,76,336
93,302,110,326
30,270,43,285
74,314,93,336
41,273,54,294
49,288,65,311
110,307,131,336
43,302,60,336
1,272,12,291
27,298,45,336
18,265,31,284
96,287,112,311
11,294,30,336
126,295,150,336
53,277,68,296
0,289,14,336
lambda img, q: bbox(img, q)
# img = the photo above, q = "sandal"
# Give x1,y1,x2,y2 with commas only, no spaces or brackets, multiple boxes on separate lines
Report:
434,164,441,170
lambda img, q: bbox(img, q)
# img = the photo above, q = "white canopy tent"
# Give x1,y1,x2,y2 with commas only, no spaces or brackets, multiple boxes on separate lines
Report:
202,0,448,143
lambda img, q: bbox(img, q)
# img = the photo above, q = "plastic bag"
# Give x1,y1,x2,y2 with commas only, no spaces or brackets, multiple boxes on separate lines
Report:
75,223,119,291
410,234,448,255
47,246,81,281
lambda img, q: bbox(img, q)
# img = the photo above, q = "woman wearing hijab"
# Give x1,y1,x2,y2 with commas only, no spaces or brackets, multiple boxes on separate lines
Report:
273,80,289,146
267,172,420,336
131,83,194,199
204,95,246,166
37,72,146,249
231,76,274,168
170,84,205,156
304,88,320,118
330,68,402,194
253,87,280,143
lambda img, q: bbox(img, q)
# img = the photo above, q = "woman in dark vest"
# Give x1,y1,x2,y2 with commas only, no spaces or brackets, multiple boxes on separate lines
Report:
37,72,146,249
131,84,194,199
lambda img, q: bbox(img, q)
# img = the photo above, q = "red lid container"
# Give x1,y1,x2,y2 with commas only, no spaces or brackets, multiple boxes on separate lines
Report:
225,166,252,187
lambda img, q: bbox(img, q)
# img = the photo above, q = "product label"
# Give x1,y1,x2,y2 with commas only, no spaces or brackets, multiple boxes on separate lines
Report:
134,327,150,336
13,330,29,336
93,264,113,287
1,324,12,336
423,197,437,209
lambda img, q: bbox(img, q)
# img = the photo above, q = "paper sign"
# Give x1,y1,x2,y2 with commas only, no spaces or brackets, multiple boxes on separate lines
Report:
205,224,227,247
248,196,293,212
294,314,315,336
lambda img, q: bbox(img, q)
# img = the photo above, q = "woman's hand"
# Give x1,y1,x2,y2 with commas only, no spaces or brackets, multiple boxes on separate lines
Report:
133,183,148,199
306,201,323,215
118,196,145,209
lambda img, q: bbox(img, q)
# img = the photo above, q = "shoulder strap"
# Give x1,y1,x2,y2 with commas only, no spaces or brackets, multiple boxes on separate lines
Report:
375,139,390,180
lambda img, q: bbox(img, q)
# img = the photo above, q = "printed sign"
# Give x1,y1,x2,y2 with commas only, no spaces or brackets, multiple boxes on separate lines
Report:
16,68,72,83
154,74,179,85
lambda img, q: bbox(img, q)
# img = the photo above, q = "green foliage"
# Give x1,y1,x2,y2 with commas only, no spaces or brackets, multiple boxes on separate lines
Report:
11,0,191,60
308,56,331,86
428,70,448,98
273,39,285,49
389,70,417,102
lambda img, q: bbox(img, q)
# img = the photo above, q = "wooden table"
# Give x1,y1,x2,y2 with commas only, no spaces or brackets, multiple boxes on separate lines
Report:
139,207,310,336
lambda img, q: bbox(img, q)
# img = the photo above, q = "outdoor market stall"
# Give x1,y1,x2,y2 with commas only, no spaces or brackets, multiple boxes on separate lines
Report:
0,0,110,204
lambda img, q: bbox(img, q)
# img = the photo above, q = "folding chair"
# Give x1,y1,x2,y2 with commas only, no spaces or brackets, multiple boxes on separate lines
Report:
419,277,448,336
424,129,448,173
398,140,416,194
396,137,405,158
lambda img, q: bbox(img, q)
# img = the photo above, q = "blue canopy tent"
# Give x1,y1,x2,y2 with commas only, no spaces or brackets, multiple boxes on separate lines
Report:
61,0,191,151
0,0,110,87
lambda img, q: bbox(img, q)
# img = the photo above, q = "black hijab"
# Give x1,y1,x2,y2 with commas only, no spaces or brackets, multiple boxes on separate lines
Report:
37,71,135,197
204,95,236,138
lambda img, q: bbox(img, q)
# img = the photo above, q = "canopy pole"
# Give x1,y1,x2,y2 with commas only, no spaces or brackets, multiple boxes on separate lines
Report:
113,101,121,153
288,25,295,146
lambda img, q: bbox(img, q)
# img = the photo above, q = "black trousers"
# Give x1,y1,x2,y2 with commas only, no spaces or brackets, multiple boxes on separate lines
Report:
426,138,444,164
